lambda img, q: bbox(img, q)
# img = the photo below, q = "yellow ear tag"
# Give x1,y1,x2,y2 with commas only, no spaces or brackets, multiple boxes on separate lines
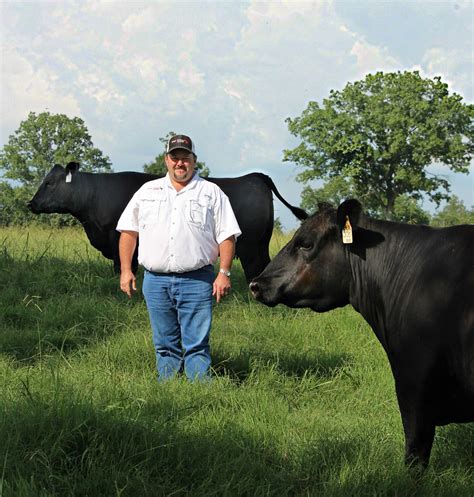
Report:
342,216,353,244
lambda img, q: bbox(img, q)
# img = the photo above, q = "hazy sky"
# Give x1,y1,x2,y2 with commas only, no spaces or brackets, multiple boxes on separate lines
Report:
1,0,472,229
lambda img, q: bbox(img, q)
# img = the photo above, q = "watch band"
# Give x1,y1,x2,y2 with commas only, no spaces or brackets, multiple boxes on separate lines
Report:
219,268,231,277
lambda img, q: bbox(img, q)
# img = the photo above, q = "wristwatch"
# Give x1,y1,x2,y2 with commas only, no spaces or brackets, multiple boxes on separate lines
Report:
219,268,231,277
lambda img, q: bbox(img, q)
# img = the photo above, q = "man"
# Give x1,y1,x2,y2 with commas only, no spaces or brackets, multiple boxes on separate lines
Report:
117,134,241,381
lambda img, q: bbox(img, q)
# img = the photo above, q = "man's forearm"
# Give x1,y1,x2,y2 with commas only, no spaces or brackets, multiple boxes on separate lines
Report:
218,237,235,271
119,231,138,271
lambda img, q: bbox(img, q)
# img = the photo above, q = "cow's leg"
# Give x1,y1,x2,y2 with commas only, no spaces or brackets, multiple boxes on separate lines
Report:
113,258,121,273
110,230,122,274
237,241,271,284
401,412,435,468
131,247,139,274
395,382,436,468
112,231,139,274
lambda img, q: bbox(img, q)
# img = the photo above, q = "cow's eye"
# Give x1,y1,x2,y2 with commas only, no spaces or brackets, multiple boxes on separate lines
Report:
299,240,313,251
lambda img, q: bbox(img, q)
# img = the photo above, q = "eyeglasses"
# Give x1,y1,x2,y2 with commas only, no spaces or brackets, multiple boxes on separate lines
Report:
168,155,193,164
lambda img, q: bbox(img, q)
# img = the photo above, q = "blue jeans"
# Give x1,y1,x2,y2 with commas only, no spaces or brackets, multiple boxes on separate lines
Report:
142,266,214,381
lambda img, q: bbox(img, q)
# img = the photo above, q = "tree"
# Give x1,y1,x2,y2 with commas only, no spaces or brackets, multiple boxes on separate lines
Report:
301,177,431,224
300,176,356,213
1,111,112,186
393,195,431,225
273,217,283,234
0,182,29,225
284,71,473,220
0,111,112,225
143,131,210,177
431,195,474,227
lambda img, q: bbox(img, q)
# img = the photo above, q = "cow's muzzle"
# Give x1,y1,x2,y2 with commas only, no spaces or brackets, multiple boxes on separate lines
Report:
249,279,278,306
249,281,260,299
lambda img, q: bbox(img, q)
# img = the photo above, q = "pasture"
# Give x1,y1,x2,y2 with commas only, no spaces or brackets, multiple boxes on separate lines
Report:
0,226,473,497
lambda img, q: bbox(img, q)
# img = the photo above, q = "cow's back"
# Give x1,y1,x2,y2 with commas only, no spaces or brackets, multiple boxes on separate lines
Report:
83,172,157,230
208,174,274,240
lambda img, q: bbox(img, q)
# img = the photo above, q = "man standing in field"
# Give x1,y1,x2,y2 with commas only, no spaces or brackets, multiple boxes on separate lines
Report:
117,135,241,382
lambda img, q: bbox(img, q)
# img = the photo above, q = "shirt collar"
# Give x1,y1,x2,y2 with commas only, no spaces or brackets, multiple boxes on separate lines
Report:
165,172,200,193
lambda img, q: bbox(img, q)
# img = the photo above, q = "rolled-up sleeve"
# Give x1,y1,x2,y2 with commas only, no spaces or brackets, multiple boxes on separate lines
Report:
116,192,140,233
214,192,241,244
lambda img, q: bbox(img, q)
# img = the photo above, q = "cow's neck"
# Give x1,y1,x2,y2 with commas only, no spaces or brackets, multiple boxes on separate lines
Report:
68,173,99,227
346,217,418,351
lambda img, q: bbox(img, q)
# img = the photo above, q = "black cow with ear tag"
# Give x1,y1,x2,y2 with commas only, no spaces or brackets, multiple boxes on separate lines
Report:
250,199,474,468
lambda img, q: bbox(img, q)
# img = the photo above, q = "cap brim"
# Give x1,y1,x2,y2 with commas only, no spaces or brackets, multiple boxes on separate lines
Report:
167,146,194,154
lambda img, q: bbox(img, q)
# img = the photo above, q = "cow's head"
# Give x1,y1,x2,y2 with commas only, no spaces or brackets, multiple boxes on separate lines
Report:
28,162,80,214
250,199,366,312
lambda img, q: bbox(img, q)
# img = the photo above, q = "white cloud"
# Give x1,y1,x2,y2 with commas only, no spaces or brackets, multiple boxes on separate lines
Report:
0,47,81,137
122,7,157,34
76,72,125,105
422,47,472,99
350,40,399,76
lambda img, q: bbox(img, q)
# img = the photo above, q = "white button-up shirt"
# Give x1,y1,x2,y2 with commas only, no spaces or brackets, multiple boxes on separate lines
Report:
116,174,241,273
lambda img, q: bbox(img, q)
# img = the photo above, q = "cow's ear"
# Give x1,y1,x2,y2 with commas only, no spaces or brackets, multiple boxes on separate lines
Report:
65,161,80,173
337,199,363,245
65,162,80,183
338,199,384,251
337,199,362,229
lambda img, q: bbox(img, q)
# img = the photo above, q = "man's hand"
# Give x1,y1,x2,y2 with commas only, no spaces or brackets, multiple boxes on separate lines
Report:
120,269,137,298
212,272,231,303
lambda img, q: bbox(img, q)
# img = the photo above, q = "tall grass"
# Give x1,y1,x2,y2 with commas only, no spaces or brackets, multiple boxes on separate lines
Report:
0,226,472,497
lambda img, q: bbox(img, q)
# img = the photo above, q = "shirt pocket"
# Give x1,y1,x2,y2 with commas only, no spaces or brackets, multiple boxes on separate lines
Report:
186,197,211,231
139,193,166,226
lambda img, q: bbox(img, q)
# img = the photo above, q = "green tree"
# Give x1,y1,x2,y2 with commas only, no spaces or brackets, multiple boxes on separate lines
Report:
300,176,356,213
1,111,112,186
285,71,473,220
393,195,431,225
273,217,283,234
0,182,31,225
0,111,112,225
301,177,431,224
143,131,210,177
431,195,474,227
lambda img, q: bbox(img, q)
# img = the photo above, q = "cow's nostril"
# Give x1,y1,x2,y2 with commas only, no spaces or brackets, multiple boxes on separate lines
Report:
249,281,259,295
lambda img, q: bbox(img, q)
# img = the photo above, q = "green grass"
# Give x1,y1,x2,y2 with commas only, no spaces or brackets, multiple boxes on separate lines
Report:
0,226,473,497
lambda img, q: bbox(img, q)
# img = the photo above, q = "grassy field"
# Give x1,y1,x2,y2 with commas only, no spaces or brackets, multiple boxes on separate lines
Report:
0,226,473,497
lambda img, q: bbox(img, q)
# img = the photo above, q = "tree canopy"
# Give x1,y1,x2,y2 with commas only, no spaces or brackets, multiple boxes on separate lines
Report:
284,71,473,219
143,132,210,177
1,111,112,187
431,196,474,227
0,111,112,225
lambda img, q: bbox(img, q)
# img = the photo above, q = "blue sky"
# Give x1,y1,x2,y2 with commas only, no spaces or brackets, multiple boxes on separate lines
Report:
1,0,472,229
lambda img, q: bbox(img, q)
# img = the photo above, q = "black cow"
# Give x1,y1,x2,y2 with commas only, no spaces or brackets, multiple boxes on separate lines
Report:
28,162,307,282
250,199,474,467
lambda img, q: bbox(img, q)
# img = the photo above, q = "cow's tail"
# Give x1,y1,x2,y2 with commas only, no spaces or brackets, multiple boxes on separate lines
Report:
259,174,308,220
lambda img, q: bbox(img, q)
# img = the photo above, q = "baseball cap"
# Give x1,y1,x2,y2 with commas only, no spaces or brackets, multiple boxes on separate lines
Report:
166,134,196,155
